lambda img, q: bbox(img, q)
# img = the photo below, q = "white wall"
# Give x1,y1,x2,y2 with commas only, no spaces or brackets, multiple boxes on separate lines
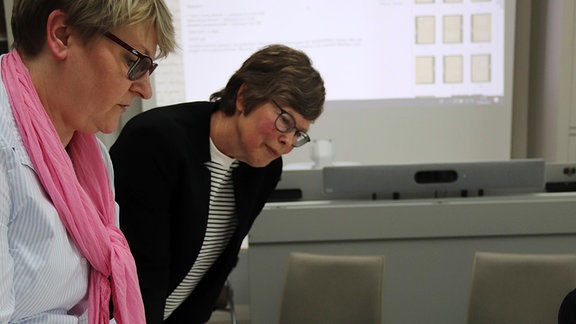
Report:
528,0,576,162
3,0,12,47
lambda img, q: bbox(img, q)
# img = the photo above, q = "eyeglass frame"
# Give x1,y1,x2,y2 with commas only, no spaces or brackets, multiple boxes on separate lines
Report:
103,32,158,81
271,99,311,148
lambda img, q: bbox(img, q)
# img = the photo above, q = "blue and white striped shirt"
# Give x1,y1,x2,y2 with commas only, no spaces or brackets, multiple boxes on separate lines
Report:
0,56,118,323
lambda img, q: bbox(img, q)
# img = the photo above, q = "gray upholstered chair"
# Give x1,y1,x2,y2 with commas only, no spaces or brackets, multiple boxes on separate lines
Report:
467,252,576,324
278,252,385,324
209,280,237,324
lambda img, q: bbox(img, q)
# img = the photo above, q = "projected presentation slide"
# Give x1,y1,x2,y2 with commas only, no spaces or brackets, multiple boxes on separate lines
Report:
161,0,505,104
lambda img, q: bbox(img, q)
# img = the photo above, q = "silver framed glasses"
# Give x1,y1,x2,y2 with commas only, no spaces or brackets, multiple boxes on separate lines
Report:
104,32,157,81
271,100,311,148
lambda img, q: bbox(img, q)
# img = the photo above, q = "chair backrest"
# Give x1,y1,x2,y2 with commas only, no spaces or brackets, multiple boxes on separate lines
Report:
467,252,576,324
278,252,385,324
210,280,237,324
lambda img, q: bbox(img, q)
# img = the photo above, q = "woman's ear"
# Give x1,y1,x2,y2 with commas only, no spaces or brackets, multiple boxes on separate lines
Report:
45,10,71,60
235,83,247,113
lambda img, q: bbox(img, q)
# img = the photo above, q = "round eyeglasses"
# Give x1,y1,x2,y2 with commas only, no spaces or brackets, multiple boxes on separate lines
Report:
104,32,158,81
271,100,311,148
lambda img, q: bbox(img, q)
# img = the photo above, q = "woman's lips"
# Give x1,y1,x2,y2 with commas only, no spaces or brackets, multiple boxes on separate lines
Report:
266,145,279,157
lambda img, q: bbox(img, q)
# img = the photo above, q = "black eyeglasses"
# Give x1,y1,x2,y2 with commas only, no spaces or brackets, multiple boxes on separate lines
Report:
104,32,157,81
271,100,311,148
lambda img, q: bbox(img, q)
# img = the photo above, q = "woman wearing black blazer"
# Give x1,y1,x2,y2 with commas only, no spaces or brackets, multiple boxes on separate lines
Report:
110,44,325,323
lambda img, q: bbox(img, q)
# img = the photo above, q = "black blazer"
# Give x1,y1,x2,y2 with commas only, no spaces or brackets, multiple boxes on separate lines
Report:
110,102,282,323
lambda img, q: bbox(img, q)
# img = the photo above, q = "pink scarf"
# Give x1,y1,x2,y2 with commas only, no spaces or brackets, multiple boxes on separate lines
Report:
1,51,145,323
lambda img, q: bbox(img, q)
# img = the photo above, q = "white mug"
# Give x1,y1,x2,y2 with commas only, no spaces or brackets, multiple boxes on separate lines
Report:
310,139,334,169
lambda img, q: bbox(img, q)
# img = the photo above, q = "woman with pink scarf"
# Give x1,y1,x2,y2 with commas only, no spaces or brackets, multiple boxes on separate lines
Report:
0,1,175,323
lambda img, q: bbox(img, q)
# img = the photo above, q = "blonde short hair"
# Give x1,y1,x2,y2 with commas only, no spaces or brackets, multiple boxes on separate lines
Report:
12,0,176,58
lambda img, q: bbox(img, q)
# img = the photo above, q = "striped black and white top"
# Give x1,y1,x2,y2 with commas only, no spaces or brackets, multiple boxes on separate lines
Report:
164,139,239,319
